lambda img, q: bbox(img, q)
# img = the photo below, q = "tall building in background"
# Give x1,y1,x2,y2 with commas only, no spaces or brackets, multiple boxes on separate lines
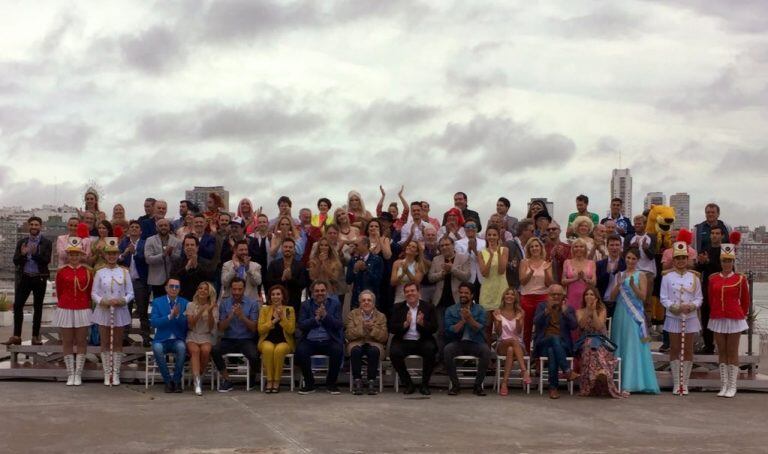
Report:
185,186,230,213
610,169,632,216
669,192,690,230
528,198,555,218
643,192,665,211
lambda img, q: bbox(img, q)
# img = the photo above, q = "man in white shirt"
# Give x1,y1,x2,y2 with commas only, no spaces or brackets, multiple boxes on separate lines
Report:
455,221,486,302
399,201,429,245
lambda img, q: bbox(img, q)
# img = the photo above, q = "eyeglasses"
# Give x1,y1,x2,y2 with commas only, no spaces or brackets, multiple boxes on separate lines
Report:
465,224,477,229
546,227,559,231
168,284,181,289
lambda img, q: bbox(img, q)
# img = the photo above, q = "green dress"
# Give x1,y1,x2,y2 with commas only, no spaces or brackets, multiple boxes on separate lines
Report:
478,247,507,311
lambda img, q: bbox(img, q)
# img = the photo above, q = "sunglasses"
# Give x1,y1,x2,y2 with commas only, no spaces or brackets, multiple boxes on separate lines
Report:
168,284,181,289
465,224,477,229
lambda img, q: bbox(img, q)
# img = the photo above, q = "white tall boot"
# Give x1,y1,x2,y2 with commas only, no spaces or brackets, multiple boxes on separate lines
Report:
74,354,86,386
194,375,203,396
725,365,738,398
717,364,728,397
670,360,681,395
681,361,693,395
112,352,123,386
64,354,75,386
100,352,112,386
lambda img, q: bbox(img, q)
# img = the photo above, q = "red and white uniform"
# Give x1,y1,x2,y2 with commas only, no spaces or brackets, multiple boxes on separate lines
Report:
53,265,93,328
708,272,750,334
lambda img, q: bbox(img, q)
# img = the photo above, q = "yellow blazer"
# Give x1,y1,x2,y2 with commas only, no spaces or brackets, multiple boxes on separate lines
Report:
257,305,296,351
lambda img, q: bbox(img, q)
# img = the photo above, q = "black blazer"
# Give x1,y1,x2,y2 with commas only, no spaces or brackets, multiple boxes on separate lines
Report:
264,258,308,313
389,300,438,341
13,236,53,280
596,257,626,301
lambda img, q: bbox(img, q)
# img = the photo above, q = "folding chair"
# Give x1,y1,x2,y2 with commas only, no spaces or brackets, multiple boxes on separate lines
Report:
260,353,295,392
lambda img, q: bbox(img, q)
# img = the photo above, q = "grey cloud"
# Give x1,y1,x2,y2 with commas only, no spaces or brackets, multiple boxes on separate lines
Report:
5,120,93,155
554,7,648,39
647,0,768,33
445,68,508,97
40,12,81,54
119,26,187,74
349,100,438,132
658,66,768,112
431,115,576,171
136,98,324,142
717,148,768,174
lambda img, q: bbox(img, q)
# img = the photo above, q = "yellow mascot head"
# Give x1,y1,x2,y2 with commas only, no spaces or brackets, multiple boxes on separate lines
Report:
645,204,676,250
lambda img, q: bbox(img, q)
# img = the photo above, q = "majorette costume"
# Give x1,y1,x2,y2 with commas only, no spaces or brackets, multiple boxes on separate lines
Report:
90,237,134,386
660,241,703,395
54,237,93,386
708,234,749,398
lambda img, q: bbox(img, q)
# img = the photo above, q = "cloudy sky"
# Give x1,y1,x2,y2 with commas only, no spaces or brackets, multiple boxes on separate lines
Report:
0,0,766,228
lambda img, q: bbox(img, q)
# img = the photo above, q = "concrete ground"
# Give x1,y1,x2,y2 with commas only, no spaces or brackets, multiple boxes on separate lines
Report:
1,380,767,454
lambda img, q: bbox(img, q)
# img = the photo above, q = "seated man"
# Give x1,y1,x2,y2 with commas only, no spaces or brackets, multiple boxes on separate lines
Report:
345,290,389,395
444,282,492,396
534,284,579,399
212,277,260,392
296,279,345,395
389,282,438,396
150,278,189,393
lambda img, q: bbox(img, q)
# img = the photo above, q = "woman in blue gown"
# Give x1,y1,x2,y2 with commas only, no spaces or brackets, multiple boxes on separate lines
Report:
610,247,660,394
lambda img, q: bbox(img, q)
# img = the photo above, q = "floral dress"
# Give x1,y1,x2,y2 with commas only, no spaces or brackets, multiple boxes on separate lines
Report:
577,319,628,398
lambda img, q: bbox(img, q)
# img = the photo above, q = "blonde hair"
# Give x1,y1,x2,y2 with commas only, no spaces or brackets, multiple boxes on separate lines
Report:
193,281,217,306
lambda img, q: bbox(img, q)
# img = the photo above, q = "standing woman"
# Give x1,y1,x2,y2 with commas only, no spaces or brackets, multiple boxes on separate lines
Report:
204,192,225,233
519,237,553,350
610,248,659,394
89,220,114,271
562,238,596,313
333,208,360,247
308,237,342,294
478,226,509,312
56,217,92,269
346,190,373,229
258,285,296,393
269,215,305,260
237,198,258,235
185,281,219,396
91,238,134,386
576,286,628,398
525,200,547,220
571,216,596,257
110,204,129,239
55,238,93,386
312,197,334,228
81,188,106,222
493,288,530,395
390,240,426,304
708,242,749,397
366,218,394,314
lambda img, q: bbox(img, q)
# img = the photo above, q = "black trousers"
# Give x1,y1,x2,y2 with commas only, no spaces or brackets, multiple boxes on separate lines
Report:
350,344,381,381
296,340,344,388
389,338,437,387
444,340,493,388
700,285,714,351
13,274,47,337
212,338,260,377
132,279,151,337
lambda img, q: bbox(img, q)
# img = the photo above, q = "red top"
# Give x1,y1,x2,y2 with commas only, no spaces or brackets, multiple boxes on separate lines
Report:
55,265,93,310
708,272,750,320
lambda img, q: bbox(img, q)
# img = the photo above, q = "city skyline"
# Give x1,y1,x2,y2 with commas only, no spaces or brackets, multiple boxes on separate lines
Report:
1,1,766,228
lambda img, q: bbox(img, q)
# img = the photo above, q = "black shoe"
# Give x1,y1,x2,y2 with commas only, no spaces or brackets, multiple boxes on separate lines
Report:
448,385,460,396
419,385,431,396
142,339,152,348
403,383,416,395
368,380,378,395
298,386,316,395
173,381,183,393
164,382,174,393
327,385,341,395
218,379,234,393
353,379,363,396
473,386,487,396
658,345,670,353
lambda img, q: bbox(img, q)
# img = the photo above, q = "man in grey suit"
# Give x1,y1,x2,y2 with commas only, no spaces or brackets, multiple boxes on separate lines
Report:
144,218,182,297
427,236,471,353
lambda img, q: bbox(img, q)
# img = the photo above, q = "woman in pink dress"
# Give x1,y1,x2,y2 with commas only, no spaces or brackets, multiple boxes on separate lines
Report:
493,288,530,395
562,238,597,313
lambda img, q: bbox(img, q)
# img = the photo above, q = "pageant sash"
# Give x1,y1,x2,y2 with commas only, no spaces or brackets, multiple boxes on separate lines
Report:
619,274,651,343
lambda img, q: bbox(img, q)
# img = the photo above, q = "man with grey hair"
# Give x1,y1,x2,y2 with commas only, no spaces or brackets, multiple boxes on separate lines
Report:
144,217,181,297
533,284,579,399
140,199,168,240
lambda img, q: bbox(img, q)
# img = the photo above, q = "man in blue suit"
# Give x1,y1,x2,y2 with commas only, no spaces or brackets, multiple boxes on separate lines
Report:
533,285,579,399
346,237,384,310
296,280,344,395
596,235,626,318
119,220,151,346
150,278,189,393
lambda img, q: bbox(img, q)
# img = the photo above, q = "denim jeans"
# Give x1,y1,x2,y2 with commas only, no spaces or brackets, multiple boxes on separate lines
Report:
538,335,570,389
152,339,187,384
350,344,380,381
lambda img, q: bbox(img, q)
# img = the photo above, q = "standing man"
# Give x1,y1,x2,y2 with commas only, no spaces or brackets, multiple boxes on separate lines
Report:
119,220,151,346
4,216,52,346
544,221,570,285
428,237,471,353
269,196,300,228
264,238,307,314
346,237,384,310
171,200,195,233
444,283,492,396
400,201,429,245
150,278,188,393
389,283,438,395
696,225,725,354
567,195,600,238
504,219,534,289
248,213,271,272
601,198,634,239
144,218,182,298
140,199,167,240
221,240,262,303
496,197,519,236
596,235,626,318
296,280,345,394
137,197,156,223
454,221,486,302
442,192,482,232
694,203,730,253
171,235,215,301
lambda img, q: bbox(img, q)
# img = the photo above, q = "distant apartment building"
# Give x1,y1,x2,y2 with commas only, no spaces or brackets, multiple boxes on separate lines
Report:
669,192,690,230
185,186,230,214
643,192,666,212
610,169,632,216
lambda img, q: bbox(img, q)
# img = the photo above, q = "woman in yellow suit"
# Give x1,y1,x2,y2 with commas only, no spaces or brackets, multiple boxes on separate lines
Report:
258,284,296,393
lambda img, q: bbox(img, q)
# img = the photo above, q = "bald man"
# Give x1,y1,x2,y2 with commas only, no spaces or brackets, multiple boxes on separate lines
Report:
533,284,579,399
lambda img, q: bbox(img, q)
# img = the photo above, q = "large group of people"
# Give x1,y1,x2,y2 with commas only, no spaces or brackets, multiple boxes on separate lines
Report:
4,187,752,400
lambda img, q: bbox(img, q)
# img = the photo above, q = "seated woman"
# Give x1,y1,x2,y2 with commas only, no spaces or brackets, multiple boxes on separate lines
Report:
609,248,660,394
345,290,388,395
185,281,219,396
257,285,296,393
576,286,628,398
493,288,530,396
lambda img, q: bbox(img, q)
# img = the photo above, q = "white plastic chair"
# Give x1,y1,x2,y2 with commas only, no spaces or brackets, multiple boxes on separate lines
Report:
394,355,423,392
260,353,295,392
216,353,252,391
495,355,531,394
